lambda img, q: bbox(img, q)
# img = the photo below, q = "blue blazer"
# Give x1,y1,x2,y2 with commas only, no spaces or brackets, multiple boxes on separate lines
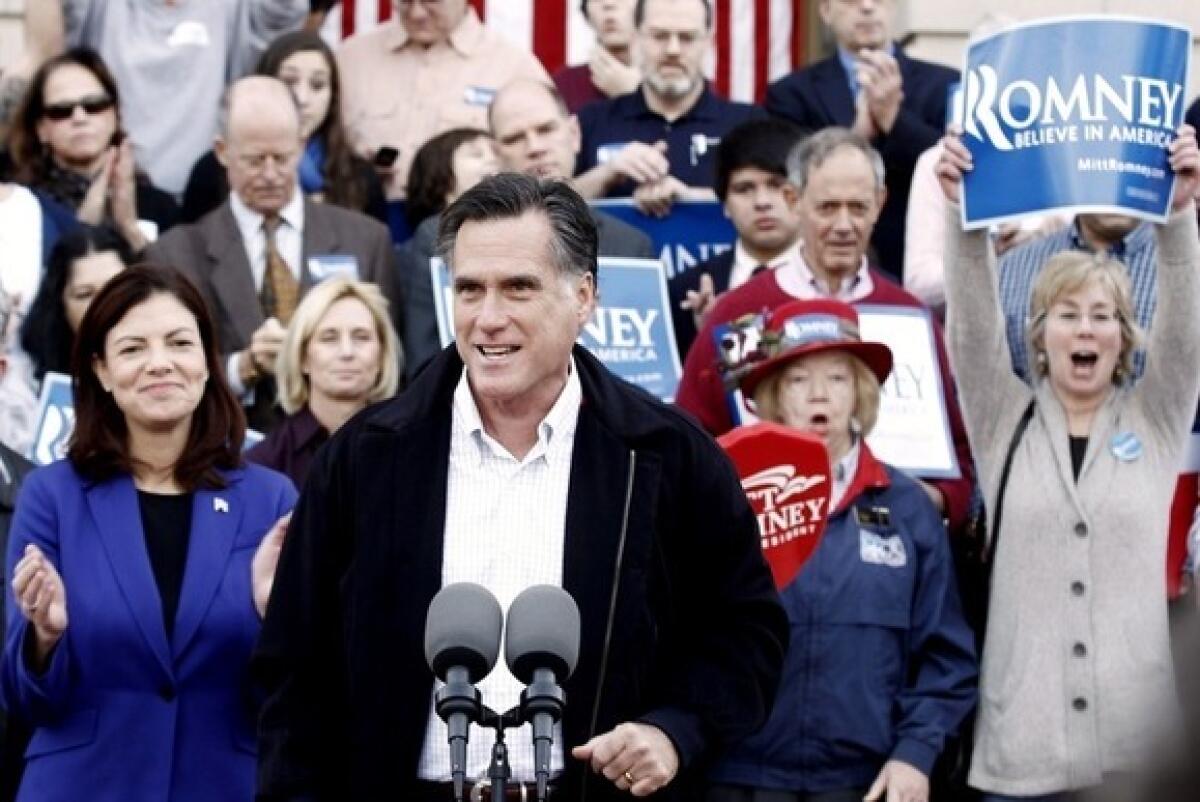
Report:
1,461,296,802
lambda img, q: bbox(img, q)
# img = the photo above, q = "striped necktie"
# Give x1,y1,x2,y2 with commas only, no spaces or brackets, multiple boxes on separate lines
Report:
260,214,299,324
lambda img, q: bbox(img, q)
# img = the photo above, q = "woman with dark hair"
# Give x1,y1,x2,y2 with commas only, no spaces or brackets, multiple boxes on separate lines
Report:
6,48,178,255
2,265,296,801
19,225,131,386
180,30,386,225
403,127,498,230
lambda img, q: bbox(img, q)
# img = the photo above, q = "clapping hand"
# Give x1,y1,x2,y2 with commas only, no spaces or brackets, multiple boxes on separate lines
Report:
11,543,68,669
252,513,291,619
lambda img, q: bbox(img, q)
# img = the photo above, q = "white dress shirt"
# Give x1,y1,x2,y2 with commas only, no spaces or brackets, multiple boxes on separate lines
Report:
417,361,582,783
726,239,801,291
224,191,305,395
776,249,875,303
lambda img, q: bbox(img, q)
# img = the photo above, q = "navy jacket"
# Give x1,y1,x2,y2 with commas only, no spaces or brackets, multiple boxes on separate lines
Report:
765,49,957,280
254,344,789,801
709,445,977,793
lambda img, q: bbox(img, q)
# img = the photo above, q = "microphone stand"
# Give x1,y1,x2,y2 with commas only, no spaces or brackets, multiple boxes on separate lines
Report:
479,706,524,801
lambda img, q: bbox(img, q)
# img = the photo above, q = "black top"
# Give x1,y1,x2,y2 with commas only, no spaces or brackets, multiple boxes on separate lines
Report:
1069,435,1088,481
244,406,330,490
137,491,194,639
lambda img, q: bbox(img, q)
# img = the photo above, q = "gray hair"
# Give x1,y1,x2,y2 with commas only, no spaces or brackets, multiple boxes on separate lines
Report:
436,172,599,280
787,127,886,193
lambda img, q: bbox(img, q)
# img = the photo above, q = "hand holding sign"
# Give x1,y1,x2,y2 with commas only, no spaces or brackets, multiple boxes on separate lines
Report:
719,423,831,590
1168,124,1199,213
934,132,972,205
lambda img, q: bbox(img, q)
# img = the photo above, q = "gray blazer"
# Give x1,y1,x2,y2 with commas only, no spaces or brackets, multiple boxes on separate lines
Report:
945,207,1200,795
147,196,402,356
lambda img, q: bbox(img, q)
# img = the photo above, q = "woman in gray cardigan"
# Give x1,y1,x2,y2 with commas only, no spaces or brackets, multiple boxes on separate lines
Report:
934,126,1200,801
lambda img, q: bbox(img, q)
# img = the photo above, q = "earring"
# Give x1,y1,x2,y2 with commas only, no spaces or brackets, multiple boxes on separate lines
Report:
1036,350,1048,373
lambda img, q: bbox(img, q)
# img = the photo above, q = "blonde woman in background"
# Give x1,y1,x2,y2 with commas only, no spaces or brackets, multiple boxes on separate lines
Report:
245,278,401,488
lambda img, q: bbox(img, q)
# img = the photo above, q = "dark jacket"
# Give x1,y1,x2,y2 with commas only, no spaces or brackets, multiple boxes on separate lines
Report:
253,344,789,801
710,444,977,792
765,48,957,281
0,444,34,802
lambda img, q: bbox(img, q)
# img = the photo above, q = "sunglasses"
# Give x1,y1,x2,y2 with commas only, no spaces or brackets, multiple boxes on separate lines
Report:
42,94,115,121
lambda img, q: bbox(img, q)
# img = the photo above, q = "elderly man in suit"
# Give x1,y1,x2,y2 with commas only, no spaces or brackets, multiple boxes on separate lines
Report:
765,0,956,281
148,76,400,432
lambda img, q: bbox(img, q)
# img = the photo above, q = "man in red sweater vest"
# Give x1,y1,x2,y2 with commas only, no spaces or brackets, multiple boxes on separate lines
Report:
676,127,975,532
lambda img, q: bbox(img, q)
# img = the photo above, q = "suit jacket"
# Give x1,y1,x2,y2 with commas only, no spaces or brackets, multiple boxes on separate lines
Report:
0,445,34,802
666,249,736,362
398,208,655,381
1,462,297,802
147,197,402,430
765,48,958,280
253,345,789,801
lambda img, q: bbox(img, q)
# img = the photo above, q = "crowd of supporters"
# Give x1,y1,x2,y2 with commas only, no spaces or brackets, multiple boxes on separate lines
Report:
0,2,1199,801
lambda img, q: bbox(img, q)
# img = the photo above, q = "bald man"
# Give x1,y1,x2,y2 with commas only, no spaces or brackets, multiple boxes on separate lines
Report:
148,77,401,432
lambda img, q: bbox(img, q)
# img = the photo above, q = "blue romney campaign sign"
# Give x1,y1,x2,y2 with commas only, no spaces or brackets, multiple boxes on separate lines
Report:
961,16,1191,228
590,198,735,280
430,256,683,401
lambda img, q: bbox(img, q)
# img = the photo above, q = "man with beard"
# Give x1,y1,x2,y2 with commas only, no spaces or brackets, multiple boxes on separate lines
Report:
574,0,767,216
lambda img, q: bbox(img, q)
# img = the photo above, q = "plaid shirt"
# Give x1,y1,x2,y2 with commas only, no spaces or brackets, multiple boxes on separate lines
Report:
997,220,1158,381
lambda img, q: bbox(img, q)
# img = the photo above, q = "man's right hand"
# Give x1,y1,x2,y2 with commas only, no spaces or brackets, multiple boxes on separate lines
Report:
240,317,287,384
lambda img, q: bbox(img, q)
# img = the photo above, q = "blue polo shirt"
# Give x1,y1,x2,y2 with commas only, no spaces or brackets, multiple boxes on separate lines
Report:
575,84,768,195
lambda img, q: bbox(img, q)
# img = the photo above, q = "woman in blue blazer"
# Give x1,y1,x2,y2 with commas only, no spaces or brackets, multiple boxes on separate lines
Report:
2,265,296,802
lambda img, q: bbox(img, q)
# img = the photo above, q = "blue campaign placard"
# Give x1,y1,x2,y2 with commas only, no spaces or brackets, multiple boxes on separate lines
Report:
590,199,736,281
430,256,683,401
29,372,74,466
961,16,1191,229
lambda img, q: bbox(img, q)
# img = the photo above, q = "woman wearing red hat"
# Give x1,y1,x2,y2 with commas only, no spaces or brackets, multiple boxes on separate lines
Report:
706,298,977,802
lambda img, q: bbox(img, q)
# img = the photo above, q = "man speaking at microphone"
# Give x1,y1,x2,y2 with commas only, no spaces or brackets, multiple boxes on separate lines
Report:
253,172,788,801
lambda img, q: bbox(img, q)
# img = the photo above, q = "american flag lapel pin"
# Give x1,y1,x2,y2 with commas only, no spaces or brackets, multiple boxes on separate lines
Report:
214,498,229,514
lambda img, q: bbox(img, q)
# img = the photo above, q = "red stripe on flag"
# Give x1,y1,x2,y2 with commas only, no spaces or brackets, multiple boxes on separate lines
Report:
753,0,770,102
342,0,356,39
378,0,391,22
791,0,806,66
532,0,568,74
469,0,486,21
714,0,731,99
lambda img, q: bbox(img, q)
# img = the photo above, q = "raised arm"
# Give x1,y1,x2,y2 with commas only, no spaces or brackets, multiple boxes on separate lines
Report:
0,0,66,129
1134,125,1200,441
936,135,1034,459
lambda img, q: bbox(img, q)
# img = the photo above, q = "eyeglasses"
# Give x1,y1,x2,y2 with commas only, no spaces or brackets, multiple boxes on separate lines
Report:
42,94,115,121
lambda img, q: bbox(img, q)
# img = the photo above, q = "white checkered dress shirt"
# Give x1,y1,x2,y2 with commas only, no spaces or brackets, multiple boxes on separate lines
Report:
417,361,582,782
